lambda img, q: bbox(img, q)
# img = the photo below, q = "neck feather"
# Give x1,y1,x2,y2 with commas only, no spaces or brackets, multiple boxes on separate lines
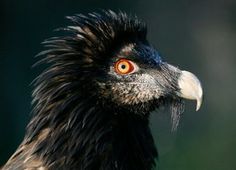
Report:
24,97,158,169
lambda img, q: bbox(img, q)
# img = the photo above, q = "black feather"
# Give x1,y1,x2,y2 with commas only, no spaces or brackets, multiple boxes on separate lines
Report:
3,11,160,170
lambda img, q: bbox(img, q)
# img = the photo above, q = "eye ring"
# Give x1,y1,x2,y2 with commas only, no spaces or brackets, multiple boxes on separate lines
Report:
114,59,138,75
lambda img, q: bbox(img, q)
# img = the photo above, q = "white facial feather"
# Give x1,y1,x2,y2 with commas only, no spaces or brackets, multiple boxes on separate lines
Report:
109,73,163,105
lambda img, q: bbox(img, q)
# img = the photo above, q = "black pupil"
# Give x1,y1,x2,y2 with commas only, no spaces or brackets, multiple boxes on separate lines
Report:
121,64,126,69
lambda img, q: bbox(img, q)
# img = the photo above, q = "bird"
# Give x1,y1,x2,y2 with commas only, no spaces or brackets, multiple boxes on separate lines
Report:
2,10,203,170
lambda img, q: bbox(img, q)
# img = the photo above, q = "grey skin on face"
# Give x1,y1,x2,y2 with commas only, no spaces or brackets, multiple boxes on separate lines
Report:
101,43,202,112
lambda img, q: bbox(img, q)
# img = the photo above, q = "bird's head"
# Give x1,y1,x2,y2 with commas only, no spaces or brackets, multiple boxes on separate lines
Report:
34,10,203,130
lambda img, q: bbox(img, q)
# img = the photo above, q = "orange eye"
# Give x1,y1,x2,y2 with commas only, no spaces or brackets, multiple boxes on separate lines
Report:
114,59,135,75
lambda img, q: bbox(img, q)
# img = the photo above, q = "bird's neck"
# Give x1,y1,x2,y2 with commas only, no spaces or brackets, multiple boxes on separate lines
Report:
23,101,158,169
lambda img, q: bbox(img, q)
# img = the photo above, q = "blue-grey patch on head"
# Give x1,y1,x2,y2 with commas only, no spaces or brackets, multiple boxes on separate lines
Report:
152,50,162,64
134,45,163,67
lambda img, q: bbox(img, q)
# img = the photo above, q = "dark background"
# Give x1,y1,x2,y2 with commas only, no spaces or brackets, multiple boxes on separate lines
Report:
1,0,236,169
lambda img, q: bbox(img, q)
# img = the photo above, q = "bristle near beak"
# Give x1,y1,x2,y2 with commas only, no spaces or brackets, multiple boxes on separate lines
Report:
177,70,203,111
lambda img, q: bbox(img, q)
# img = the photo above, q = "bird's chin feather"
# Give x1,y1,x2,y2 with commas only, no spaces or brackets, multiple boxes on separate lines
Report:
169,98,185,131
153,97,185,131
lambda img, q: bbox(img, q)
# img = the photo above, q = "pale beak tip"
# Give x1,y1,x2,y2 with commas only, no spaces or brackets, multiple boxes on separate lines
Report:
196,97,202,111
196,105,200,111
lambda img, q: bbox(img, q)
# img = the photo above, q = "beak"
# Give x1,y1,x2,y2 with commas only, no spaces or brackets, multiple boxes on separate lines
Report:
177,70,203,111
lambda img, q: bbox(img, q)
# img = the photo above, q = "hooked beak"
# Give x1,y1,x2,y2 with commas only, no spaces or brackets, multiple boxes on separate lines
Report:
177,70,203,111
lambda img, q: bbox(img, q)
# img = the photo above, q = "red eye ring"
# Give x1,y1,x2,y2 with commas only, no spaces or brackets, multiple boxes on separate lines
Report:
114,59,135,75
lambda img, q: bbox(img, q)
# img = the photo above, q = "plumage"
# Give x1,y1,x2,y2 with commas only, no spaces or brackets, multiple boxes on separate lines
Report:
2,10,203,170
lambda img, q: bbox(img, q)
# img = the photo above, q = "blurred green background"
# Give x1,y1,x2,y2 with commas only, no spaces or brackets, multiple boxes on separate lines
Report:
1,0,236,169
